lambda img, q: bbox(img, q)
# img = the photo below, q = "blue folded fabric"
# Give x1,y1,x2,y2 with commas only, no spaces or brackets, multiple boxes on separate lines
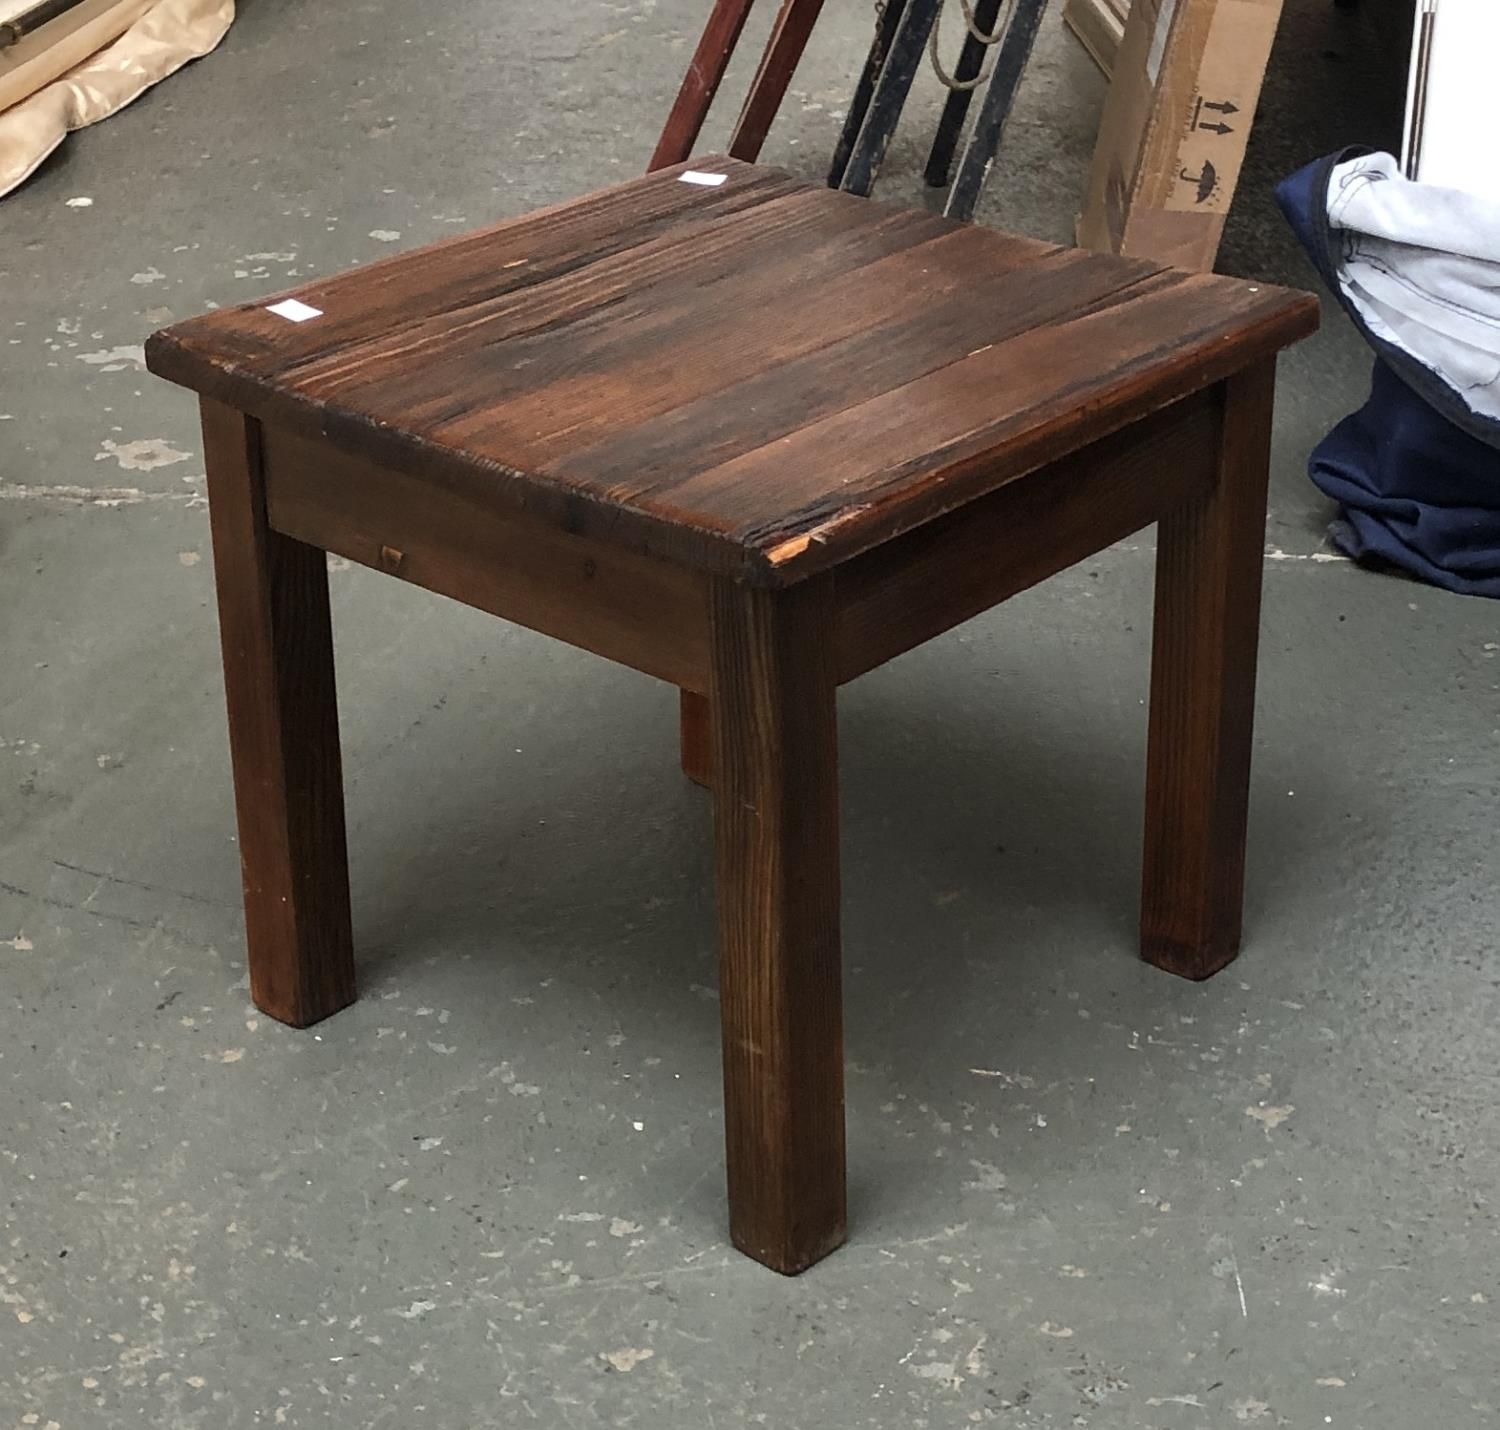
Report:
1312,361,1500,596
1276,151,1500,597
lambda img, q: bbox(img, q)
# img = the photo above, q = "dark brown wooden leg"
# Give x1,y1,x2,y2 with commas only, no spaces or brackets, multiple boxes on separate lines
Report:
710,576,845,1274
680,689,712,786
649,0,761,172
727,0,829,162
1141,361,1276,980
201,400,356,1027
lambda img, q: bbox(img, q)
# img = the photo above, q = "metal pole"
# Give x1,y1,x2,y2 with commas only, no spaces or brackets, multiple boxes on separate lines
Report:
838,0,946,197
942,0,1048,221
828,0,912,188
923,0,1007,189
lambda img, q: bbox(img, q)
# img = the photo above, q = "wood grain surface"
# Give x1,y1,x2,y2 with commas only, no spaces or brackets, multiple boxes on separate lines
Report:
711,575,845,1273
649,0,761,171
1141,362,1277,979
726,0,828,162
148,158,1316,588
199,400,356,1028
260,426,712,692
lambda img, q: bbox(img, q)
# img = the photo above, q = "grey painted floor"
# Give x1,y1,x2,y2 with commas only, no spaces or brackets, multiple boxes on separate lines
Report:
3,1,1497,1426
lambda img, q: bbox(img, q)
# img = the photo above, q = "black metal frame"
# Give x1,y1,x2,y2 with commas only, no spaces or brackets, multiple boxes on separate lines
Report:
830,0,1050,223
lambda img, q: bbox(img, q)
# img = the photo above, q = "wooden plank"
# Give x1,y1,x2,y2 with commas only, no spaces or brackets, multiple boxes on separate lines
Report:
710,575,845,1274
259,426,712,693
296,195,968,447
834,392,1218,682
149,161,1317,588
1141,362,1275,979
1062,0,1129,77
668,269,1316,583
200,400,355,1029
146,159,799,395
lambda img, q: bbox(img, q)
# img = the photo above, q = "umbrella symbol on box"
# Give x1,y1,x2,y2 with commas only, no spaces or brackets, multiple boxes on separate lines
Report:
1179,160,1220,205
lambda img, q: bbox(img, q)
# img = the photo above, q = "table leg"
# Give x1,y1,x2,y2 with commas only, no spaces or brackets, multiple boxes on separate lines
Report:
201,400,355,1027
1141,362,1276,980
680,689,712,787
710,576,845,1274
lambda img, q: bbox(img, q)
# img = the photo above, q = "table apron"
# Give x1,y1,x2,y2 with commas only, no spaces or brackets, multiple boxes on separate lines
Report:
256,385,1221,695
259,424,715,693
833,388,1222,683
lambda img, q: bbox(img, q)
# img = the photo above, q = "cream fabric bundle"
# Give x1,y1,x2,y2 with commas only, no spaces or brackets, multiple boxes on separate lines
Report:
0,0,233,198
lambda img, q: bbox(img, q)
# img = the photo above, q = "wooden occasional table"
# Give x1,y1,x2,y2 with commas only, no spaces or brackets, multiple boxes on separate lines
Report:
146,157,1317,1275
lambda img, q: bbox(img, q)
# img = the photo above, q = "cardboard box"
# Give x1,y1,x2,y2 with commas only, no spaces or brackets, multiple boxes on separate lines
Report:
1063,0,1130,78
1077,0,1285,272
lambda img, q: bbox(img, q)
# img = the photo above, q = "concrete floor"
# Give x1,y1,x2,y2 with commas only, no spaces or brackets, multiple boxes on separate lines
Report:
3,0,1497,1425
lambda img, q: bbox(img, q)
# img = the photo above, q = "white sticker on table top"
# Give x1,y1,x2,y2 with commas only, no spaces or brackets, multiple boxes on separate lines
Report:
266,298,323,323
679,170,728,187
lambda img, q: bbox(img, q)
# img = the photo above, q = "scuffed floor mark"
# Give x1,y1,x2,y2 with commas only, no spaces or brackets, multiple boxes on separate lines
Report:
1309,1269,1347,1299
3,934,33,951
1038,1322,1074,1338
1265,546,1349,564
0,482,202,507
131,268,167,286
963,1161,1007,1192
601,1347,653,1373
1245,1104,1295,1133
179,551,202,566
1232,1397,1272,1421
394,1299,436,1320
609,1218,642,1238
66,195,93,207
908,1359,961,1389
369,229,402,242
78,344,146,370
96,438,192,471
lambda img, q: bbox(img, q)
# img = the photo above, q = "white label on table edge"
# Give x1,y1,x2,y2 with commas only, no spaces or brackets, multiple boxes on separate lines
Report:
679,171,728,187
266,298,323,322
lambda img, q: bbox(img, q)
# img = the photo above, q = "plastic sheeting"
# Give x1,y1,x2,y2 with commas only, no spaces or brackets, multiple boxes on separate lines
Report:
0,0,233,198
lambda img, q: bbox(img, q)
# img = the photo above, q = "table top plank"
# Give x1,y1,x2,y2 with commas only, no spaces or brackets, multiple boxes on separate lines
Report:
667,266,1306,572
147,156,1318,585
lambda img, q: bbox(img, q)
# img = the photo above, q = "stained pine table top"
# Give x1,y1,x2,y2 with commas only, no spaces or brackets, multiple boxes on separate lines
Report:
147,157,1317,585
